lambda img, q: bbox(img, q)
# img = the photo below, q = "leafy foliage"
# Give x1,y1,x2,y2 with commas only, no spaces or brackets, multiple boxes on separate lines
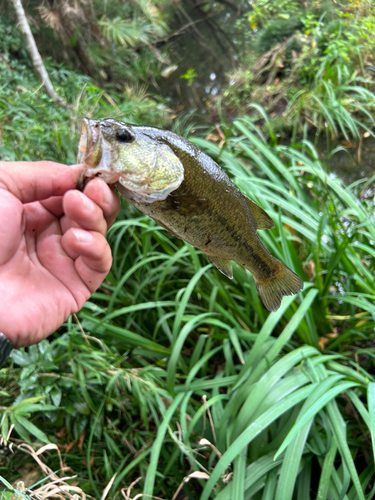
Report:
2,115,375,498
223,0,375,141
2,0,170,86
0,20,170,164
1,1,375,499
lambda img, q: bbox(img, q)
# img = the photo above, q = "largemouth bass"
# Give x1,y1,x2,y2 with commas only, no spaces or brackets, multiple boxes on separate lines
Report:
77,118,303,311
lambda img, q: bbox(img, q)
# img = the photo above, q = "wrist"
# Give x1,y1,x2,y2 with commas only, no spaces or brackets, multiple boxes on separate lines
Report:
0,332,13,368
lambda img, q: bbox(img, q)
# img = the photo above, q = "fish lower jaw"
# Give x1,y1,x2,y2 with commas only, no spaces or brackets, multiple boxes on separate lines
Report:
117,180,176,203
81,162,123,184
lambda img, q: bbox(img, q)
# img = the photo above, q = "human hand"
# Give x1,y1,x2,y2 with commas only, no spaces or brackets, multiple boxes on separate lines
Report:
0,161,120,348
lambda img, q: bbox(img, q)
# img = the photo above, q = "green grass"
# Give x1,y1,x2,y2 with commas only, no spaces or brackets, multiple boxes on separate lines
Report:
288,65,375,143
1,117,375,499
0,16,170,166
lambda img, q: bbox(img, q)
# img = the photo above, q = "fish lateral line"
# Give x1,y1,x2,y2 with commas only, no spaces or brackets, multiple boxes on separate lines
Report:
78,118,304,312
159,195,212,214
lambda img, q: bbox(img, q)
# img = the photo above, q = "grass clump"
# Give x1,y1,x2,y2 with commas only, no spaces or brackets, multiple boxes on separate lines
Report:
2,1,375,497
222,1,375,142
0,19,170,166
2,116,375,498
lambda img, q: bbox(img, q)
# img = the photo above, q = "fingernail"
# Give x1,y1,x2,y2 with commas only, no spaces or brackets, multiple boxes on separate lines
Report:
72,228,94,242
80,191,95,211
102,183,114,205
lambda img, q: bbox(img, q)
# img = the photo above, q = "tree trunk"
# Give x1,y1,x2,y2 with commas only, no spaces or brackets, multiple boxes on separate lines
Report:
10,0,67,108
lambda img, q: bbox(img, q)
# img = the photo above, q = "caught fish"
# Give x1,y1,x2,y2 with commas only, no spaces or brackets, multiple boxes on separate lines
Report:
77,118,303,311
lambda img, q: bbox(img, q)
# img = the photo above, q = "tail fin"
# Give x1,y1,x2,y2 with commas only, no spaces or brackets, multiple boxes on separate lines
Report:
255,263,303,312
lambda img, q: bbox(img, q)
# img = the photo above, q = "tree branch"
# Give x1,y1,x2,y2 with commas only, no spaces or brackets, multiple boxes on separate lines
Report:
10,0,67,108
156,15,213,47
176,4,226,68
200,0,243,14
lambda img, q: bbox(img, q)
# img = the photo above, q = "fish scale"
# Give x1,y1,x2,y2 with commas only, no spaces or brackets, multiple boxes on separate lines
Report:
78,119,304,311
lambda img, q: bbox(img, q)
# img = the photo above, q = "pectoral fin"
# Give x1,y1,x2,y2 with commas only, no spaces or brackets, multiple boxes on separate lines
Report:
160,195,211,215
243,196,275,230
206,255,233,279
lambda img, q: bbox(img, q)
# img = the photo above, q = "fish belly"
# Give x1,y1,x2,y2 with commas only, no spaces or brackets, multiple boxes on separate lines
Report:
136,199,279,279
117,184,303,312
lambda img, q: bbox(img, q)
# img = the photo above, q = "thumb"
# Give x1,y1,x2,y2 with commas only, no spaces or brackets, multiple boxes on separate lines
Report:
0,161,82,203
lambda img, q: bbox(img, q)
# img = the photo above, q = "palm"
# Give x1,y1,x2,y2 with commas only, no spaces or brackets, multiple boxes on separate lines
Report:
0,198,88,344
0,162,120,348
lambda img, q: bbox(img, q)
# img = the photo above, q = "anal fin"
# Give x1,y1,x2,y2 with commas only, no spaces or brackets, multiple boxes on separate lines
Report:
243,196,275,230
206,255,233,279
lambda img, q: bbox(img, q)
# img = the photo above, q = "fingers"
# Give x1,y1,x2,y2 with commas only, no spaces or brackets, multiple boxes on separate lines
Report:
61,228,112,293
0,191,24,266
0,162,82,203
62,190,108,235
40,196,64,218
83,178,121,228
61,178,120,235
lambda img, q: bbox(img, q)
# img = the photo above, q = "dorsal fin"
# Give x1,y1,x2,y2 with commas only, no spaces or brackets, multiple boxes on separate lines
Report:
243,196,275,230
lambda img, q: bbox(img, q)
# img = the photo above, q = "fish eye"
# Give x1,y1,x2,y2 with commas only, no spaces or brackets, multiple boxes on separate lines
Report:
115,129,133,143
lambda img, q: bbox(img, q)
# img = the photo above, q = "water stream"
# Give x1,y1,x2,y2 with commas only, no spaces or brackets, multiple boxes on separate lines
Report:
321,137,375,186
276,136,375,187
154,24,375,187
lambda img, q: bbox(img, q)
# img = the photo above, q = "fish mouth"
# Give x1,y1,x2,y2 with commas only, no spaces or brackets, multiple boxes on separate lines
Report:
77,118,103,190
77,118,102,165
77,117,90,165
